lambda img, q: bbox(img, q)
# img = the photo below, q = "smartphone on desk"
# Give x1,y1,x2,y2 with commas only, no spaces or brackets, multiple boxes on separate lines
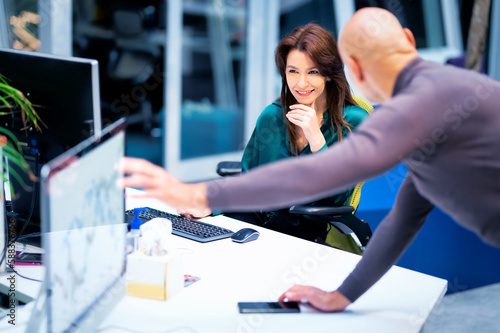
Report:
238,301,300,313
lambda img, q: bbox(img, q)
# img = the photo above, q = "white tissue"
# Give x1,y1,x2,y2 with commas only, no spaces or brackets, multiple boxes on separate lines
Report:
140,217,173,256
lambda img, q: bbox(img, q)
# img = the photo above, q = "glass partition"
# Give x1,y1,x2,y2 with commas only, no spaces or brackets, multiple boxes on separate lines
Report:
179,0,246,160
165,0,279,181
280,0,337,38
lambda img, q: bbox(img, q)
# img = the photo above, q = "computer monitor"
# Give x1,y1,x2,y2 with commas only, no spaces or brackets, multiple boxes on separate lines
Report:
0,47,102,224
33,118,126,333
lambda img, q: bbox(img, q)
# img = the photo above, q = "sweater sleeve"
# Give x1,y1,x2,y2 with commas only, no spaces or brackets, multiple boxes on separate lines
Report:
337,175,434,301
206,102,428,212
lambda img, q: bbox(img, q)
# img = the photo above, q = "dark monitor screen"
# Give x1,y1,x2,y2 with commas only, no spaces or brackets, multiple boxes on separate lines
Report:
0,48,102,222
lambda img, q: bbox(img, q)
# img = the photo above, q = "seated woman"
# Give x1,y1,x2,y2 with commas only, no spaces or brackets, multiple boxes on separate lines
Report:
180,23,369,254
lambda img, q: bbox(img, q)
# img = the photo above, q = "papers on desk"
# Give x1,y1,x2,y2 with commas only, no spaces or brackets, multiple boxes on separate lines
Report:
184,274,200,287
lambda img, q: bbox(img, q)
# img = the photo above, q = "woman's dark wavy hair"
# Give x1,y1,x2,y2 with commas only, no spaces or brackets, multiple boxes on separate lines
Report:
275,23,358,155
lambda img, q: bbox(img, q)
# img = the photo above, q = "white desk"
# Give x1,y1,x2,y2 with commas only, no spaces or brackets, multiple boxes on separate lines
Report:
1,190,447,332
100,192,447,333
0,265,43,304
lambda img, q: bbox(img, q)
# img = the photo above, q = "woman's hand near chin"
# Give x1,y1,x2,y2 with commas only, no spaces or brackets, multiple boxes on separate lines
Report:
286,101,326,152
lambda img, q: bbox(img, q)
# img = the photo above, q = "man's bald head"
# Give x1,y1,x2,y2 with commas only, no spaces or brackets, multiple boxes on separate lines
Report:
338,7,419,103
339,7,417,64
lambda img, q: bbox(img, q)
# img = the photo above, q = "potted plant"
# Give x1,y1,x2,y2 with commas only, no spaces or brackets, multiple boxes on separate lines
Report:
0,74,45,273
0,74,45,195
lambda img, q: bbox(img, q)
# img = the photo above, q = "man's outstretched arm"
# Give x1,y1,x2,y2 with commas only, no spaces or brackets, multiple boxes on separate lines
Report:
337,176,434,302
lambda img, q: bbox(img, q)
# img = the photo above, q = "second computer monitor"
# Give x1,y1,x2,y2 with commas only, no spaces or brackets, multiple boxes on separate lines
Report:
0,48,102,222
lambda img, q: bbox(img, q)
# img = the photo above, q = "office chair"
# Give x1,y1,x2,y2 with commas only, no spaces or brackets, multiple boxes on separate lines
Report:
216,95,373,253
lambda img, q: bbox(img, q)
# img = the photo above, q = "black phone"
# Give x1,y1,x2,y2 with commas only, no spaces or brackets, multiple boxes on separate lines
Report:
237,301,300,313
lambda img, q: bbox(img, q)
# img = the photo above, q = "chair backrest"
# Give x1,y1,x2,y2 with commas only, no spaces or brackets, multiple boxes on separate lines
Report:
107,6,161,82
113,9,145,37
346,95,373,213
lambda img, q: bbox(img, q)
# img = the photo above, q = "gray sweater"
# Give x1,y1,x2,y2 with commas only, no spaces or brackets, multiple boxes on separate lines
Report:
207,58,500,302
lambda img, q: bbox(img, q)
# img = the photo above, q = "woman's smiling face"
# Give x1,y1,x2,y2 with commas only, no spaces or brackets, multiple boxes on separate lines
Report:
285,49,328,108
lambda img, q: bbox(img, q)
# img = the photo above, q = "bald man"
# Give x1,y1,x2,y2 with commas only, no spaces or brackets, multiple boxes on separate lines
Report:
120,8,500,312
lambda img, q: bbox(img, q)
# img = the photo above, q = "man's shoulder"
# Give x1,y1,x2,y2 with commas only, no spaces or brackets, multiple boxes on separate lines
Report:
407,58,483,86
402,58,500,103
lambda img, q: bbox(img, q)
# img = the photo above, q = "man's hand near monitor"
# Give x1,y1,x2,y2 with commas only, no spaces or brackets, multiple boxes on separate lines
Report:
118,156,209,211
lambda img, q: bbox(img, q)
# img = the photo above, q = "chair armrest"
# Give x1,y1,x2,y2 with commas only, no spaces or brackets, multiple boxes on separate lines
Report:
289,205,355,216
290,205,371,247
216,161,242,176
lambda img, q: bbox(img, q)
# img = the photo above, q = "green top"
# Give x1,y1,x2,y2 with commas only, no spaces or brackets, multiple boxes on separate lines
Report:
241,101,369,206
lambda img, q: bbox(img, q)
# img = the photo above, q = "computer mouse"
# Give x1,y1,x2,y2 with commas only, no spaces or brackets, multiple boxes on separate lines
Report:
231,228,260,243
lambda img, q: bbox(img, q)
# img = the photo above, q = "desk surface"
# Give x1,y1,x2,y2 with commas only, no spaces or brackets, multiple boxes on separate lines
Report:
1,189,447,332
100,190,447,333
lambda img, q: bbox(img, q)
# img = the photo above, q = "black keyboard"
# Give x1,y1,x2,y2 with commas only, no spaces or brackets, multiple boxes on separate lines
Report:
125,207,234,243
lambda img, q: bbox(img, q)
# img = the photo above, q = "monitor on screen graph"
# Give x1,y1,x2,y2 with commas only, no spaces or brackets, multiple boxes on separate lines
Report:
29,118,126,333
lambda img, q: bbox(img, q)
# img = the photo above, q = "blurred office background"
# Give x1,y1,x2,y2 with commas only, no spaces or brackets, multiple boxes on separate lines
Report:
1,0,499,300
3,0,483,181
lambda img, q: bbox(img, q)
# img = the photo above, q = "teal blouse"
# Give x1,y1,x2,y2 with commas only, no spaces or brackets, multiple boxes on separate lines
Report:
241,101,369,206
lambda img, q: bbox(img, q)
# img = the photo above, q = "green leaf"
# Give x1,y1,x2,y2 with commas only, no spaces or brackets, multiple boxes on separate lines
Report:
0,75,46,132
0,127,25,156
2,159,33,193
3,146,29,170
1,73,43,195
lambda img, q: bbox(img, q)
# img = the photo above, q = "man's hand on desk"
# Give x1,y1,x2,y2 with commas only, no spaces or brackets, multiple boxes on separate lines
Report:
177,207,213,219
278,285,351,312
117,157,209,211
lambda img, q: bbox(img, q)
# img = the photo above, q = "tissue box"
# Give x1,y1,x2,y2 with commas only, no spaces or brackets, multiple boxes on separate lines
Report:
126,251,183,300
